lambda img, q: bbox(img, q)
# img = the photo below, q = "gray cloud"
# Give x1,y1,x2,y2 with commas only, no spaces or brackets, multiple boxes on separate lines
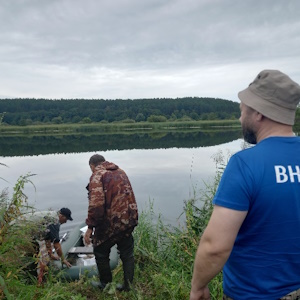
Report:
1,0,300,100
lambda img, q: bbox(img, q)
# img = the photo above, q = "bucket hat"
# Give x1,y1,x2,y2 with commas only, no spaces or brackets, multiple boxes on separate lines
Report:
238,70,300,125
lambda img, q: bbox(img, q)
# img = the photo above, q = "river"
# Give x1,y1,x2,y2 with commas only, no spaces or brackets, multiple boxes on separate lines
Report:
0,129,243,232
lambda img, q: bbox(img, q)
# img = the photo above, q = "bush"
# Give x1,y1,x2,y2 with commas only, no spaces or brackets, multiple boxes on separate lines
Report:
147,115,167,122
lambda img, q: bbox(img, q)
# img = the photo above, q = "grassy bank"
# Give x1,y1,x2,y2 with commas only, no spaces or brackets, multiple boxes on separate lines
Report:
1,119,299,138
0,154,226,299
0,120,240,136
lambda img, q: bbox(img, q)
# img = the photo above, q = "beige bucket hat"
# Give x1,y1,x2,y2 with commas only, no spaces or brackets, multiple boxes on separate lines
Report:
238,70,300,125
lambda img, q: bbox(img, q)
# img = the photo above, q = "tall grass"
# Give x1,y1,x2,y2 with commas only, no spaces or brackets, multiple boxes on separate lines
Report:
0,174,37,300
0,153,227,300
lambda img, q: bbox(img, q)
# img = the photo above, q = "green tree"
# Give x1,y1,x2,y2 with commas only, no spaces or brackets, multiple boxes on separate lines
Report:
135,113,145,122
169,113,177,121
0,97,240,125
190,111,199,120
81,117,92,124
0,112,6,125
178,115,193,122
147,115,167,122
18,119,27,126
43,116,50,123
51,116,63,124
72,116,81,123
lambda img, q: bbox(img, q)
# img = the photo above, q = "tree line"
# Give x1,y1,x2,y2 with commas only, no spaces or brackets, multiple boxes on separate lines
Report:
0,97,239,126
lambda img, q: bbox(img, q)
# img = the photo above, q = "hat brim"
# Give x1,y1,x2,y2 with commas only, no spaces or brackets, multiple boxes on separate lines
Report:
238,87,295,125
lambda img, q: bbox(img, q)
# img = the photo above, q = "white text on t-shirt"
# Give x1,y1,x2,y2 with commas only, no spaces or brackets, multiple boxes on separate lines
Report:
274,165,300,183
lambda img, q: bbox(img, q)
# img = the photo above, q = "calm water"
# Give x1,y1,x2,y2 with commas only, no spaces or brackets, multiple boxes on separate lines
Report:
0,129,243,232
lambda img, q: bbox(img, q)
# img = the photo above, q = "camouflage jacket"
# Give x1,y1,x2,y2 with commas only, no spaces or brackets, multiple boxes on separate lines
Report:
85,161,138,246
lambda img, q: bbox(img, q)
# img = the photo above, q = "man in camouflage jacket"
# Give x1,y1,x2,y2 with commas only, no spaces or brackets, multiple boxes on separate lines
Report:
84,154,138,291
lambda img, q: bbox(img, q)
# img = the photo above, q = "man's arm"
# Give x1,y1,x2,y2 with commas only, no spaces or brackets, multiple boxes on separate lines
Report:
84,228,93,245
45,223,72,267
190,205,247,300
85,173,106,228
53,242,72,268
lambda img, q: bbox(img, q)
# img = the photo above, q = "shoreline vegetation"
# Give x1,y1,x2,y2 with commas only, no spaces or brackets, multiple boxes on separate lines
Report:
0,120,241,136
0,152,228,300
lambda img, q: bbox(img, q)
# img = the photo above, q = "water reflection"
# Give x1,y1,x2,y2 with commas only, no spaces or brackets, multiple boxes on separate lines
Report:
0,129,242,156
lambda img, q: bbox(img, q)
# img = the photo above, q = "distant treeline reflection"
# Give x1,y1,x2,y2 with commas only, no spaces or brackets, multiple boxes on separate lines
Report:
0,129,242,157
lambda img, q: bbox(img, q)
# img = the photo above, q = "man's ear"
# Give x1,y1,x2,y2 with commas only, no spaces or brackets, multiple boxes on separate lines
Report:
255,111,264,122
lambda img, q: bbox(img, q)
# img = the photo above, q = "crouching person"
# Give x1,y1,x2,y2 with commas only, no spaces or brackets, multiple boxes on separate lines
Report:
14,208,73,284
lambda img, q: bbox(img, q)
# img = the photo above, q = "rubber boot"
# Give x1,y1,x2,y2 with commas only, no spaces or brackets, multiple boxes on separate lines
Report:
96,260,112,285
117,256,134,291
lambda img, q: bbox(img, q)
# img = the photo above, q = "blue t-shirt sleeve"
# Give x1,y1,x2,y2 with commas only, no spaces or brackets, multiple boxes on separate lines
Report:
213,154,253,211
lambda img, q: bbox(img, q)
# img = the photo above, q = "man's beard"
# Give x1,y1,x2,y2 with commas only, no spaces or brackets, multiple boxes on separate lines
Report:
242,126,257,144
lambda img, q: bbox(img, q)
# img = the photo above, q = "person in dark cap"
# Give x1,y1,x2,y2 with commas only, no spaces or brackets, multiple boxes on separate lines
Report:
190,70,300,300
19,207,74,284
59,207,73,221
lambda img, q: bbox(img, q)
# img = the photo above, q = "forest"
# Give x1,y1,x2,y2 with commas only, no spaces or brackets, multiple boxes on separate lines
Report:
0,97,240,126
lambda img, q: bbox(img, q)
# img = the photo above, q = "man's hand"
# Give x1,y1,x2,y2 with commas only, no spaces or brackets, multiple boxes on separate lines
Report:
84,228,93,245
190,286,211,300
62,259,72,268
53,241,72,268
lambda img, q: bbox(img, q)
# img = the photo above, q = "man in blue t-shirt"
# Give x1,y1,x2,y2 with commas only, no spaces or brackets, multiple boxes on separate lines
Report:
190,70,300,300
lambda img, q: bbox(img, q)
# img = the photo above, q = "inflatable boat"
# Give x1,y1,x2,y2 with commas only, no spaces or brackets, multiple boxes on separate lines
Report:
52,222,119,280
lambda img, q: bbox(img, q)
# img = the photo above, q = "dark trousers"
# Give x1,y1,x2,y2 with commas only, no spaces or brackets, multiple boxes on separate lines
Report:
94,233,134,287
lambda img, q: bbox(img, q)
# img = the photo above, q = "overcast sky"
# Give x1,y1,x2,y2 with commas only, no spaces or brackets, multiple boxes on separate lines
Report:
1,0,300,102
